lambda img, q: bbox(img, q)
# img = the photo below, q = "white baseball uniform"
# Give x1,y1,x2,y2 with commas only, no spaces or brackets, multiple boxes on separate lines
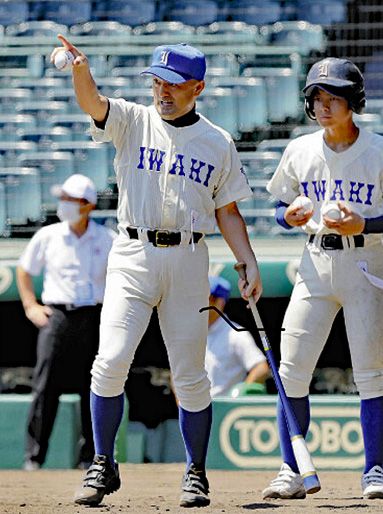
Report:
90,99,252,411
267,127,383,399
206,317,267,397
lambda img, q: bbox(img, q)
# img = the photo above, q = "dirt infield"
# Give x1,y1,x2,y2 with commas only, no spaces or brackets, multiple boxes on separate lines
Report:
1,463,383,514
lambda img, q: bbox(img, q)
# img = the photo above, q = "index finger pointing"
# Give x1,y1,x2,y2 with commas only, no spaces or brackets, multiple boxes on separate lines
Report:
57,34,79,55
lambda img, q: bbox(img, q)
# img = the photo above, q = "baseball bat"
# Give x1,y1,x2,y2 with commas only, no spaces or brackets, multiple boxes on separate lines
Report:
234,262,321,494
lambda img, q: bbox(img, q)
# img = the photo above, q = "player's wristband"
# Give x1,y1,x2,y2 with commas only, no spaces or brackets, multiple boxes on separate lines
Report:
275,201,294,230
362,215,383,234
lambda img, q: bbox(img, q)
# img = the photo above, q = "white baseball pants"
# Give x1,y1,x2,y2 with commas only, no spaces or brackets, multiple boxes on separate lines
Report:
91,235,211,412
280,240,383,400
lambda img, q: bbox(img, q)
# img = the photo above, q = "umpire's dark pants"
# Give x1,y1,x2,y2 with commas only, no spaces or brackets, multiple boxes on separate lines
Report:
25,304,102,466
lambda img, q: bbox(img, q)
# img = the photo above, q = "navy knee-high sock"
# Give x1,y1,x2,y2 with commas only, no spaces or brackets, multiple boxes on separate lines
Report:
179,404,212,472
277,395,310,473
361,396,383,473
90,391,124,465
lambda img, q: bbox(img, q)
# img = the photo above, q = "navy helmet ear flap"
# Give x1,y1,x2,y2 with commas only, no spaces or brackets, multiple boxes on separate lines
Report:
349,88,366,114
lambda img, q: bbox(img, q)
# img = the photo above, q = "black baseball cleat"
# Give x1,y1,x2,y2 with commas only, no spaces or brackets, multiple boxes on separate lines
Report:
180,465,210,508
74,454,121,506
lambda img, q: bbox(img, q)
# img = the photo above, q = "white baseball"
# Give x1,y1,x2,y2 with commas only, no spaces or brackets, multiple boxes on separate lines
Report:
54,50,74,71
292,196,313,214
321,202,343,220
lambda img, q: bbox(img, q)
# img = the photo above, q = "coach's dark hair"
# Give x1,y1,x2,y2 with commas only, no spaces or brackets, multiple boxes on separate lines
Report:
304,84,366,120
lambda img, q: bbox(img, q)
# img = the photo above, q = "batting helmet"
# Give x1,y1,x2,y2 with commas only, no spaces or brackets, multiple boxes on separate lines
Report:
303,58,366,120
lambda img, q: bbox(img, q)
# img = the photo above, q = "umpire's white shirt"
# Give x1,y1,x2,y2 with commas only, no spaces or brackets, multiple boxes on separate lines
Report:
19,220,115,306
206,317,267,397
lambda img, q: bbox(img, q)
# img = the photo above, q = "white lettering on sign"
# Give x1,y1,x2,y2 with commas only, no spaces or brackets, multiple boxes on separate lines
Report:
219,405,364,469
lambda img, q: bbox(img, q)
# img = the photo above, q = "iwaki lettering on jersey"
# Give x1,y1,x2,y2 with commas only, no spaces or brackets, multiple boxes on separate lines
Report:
301,179,374,205
137,146,215,188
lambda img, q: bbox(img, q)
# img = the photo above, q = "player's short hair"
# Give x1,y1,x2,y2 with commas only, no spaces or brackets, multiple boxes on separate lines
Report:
303,58,366,120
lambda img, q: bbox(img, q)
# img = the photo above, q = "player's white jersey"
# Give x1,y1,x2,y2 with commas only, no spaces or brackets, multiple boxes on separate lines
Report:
267,127,383,240
91,99,251,234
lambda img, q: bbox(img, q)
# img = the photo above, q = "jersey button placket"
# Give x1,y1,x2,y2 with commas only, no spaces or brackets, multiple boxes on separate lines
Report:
162,137,180,229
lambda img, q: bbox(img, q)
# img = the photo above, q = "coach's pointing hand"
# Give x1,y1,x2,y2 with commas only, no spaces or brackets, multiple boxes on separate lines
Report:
50,34,88,69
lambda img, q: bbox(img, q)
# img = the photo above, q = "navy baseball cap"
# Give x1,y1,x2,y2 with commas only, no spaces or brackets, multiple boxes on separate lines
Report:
303,58,364,97
209,276,231,302
141,43,206,84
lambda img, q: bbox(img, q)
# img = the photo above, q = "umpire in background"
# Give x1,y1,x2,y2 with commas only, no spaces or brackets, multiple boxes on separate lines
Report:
16,174,115,470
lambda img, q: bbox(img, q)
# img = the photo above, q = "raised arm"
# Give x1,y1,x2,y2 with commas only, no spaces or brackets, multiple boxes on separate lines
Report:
215,201,262,303
51,34,109,122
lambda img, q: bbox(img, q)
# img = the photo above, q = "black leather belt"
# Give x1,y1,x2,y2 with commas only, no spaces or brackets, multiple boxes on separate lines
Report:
309,234,364,250
127,227,203,247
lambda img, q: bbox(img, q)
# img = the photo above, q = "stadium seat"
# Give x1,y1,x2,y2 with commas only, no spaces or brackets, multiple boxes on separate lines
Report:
0,88,32,114
296,0,347,25
0,167,42,225
103,0,156,26
15,101,69,128
363,98,383,118
16,151,75,209
133,20,195,37
70,20,132,36
262,21,327,57
0,1,28,26
196,21,266,44
210,76,268,131
43,0,92,26
5,20,68,37
17,127,73,147
0,116,36,142
167,0,219,26
289,124,318,138
46,88,82,114
229,0,282,25
203,87,238,138
242,67,301,123
256,138,290,153
239,150,281,181
205,53,240,77
251,179,275,208
364,53,383,99
0,182,7,236
280,0,298,21
51,141,110,191
9,77,68,93
49,113,91,141
0,142,38,163
354,113,383,131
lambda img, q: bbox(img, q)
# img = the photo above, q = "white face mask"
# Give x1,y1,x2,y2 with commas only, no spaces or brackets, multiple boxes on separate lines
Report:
57,200,81,223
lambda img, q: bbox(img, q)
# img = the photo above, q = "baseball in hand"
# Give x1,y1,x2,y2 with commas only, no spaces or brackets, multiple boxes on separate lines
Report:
292,196,313,215
321,202,343,221
54,50,74,71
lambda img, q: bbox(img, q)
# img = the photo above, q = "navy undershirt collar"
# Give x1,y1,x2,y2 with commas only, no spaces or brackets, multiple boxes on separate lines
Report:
162,106,200,127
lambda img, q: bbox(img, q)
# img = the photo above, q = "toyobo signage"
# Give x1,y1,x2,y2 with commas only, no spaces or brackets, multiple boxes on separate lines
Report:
207,397,364,470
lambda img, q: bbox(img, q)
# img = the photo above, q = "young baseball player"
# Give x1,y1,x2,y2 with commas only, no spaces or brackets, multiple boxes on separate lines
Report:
263,57,383,500
51,37,262,508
